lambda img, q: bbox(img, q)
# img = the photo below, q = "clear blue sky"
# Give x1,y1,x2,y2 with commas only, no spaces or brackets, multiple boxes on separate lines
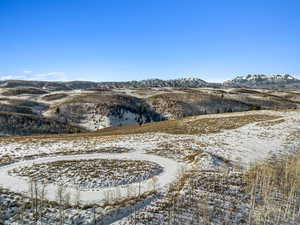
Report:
0,0,300,82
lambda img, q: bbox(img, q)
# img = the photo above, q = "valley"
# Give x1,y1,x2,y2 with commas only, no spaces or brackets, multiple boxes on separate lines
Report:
0,75,300,224
0,76,300,135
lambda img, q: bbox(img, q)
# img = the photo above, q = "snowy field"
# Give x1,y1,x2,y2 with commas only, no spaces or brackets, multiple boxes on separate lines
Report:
0,152,182,205
10,158,164,190
0,109,299,224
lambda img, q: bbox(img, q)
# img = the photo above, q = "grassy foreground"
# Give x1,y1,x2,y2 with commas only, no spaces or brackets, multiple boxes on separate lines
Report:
245,151,300,224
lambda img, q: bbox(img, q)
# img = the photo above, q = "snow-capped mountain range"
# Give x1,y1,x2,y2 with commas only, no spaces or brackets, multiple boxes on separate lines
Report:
0,74,299,90
224,74,300,88
0,77,211,90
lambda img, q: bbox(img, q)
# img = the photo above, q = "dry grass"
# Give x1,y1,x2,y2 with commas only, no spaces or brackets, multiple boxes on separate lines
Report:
244,152,300,224
257,118,285,127
0,133,121,144
0,146,129,165
184,151,204,163
1,87,48,96
95,114,279,136
12,159,163,190
41,93,68,101
100,190,157,209
60,93,139,105
0,113,278,145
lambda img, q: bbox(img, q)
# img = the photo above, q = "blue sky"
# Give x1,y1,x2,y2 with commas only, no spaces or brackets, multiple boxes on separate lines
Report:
0,0,300,82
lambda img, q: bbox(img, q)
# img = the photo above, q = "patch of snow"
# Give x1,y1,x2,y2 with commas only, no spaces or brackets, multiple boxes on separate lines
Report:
0,152,182,205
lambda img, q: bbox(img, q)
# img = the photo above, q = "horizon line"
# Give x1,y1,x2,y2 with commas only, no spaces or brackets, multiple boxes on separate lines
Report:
0,73,299,83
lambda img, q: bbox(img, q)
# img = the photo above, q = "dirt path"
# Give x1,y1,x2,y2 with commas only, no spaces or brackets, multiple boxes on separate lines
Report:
0,152,182,205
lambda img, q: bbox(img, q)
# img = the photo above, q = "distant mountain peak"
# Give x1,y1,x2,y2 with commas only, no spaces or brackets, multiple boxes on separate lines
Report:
0,76,210,90
0,74,299,90
224,74,299,88
172,77,205,81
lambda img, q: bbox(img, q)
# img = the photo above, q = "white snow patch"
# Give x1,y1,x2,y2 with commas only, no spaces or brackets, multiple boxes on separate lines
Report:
0,152,182,205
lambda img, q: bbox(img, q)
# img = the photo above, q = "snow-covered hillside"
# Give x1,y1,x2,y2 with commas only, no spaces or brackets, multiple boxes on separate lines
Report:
0,110,299,224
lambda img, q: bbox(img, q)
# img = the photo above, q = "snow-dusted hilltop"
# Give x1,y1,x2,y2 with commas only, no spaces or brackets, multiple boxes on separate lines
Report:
127,77,209,88
224,74,300,88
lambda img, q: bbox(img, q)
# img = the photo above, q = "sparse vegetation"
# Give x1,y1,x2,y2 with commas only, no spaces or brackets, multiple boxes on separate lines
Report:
0,84,298,225
258,118,285,127
2,87,48,96
42,93,69,101
11,159,163,190
96,114,279,136
244,152,300,224
0,111,84,136
0,87,298,135
147,92,252,119
0,103,35,115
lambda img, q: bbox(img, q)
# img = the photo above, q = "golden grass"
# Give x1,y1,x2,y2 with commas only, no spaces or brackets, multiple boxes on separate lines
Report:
244,152,300,224
94,114,279,136
183,151,204,163
0,133,121,144
257,118,285,127
99,190,157,209
0,113,279,145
